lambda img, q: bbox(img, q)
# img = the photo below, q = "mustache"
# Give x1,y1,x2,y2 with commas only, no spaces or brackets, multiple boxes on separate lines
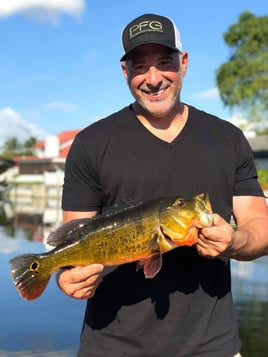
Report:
139,80,171,93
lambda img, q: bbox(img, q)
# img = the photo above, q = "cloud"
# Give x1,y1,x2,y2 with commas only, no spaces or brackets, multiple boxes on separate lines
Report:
0,0,85,24
0,107,46,148
193,87,220,100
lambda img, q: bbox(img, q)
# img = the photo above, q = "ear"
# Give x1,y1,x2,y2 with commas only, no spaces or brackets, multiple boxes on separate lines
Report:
181,52,189,76
121,62,129,82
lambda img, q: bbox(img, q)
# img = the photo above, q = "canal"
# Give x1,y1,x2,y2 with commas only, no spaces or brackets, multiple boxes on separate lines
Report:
0,197,267,356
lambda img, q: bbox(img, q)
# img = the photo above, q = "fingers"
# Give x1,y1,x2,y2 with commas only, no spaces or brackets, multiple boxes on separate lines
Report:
196,214,234,258
56,264,104,300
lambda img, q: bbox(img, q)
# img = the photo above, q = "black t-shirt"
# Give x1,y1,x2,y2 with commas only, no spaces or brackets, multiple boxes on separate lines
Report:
62,105,263,356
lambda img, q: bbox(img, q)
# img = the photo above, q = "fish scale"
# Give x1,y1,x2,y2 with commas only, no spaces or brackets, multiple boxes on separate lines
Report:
9,193,214,301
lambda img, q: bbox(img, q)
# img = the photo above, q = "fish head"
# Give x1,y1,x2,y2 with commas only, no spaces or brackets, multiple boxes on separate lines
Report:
159,193,214,246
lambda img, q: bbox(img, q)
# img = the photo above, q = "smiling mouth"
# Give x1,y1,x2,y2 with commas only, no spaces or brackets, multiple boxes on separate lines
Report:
142,88,167,97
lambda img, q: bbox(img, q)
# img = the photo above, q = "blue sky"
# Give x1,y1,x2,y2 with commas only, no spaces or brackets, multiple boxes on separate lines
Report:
0,0,266,146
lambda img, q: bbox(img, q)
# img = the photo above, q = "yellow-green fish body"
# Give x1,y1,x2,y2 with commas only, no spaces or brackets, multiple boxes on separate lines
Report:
10,193,214,301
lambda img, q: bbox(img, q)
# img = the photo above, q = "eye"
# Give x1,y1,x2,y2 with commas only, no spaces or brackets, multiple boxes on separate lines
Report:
131,63,148,74
176,199,184,207
133,64,143,70
157,60,172,69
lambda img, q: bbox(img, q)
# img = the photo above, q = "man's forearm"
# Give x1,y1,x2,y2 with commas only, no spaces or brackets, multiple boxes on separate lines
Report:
225,219,268,261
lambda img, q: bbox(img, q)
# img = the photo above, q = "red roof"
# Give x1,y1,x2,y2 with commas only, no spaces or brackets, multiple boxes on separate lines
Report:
14,130,80,164
59,145,72,158
33,129,80,150
19,129,81,160
57,129,81,145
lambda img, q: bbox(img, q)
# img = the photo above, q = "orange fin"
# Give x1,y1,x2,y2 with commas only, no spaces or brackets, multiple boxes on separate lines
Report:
137,253,162,279
9,253,51,301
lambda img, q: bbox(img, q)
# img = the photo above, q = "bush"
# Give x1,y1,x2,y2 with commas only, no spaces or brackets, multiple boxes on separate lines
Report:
257,169,268,185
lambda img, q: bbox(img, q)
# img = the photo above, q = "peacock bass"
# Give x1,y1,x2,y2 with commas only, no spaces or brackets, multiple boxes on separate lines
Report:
9,193,214,301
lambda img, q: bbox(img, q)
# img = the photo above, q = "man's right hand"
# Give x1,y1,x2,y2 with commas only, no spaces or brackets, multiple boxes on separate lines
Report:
56,264,104,300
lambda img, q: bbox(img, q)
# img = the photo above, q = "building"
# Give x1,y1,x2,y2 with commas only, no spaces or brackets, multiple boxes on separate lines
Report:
7,129,80,200
248,135,268,159
5,131,268,200
18,129,80,175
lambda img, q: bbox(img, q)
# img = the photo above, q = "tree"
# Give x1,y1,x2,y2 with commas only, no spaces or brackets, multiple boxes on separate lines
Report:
1,136,39,158
24,136,38,148
216,12,268,128
3,137,21,152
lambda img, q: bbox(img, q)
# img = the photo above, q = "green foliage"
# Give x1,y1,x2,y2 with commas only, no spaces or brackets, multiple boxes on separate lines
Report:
257,168,268,185
1,136,38,158
256,127,268,135
24,136,38,148
216,12,268,124
3,137,20,152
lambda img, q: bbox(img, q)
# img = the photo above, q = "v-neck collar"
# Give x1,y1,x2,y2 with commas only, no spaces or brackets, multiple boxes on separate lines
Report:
129,104,192,147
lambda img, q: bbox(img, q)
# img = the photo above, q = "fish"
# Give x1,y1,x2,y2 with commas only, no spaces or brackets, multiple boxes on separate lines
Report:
9,193,214,301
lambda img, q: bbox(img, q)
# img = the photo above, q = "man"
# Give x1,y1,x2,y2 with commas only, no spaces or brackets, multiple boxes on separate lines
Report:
58,14,268,356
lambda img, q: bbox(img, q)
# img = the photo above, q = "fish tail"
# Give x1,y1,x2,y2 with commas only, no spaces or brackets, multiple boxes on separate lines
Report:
9,253,51,301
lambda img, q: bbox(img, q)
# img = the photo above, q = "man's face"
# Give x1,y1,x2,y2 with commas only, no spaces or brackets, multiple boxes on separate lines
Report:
121,44,188,119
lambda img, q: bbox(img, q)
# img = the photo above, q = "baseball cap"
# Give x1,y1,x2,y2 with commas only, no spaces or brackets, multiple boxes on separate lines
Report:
120,14,183,61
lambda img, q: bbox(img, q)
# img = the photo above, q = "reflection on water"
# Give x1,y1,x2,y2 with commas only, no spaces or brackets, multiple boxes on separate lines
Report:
0,198,268,356
232,259,268,356
0,198,85,357
255,158,268,170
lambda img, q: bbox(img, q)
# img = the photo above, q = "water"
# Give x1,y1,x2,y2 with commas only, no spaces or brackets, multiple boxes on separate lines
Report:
0,198,268,357
232,260,268,356
255,158,268,170
0,199,85,357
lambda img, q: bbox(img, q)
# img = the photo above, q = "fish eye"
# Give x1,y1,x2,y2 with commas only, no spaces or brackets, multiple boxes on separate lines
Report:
176,199,184,207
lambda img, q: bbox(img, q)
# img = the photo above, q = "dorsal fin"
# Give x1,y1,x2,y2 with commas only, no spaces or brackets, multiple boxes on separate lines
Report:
46,218,92,247
102,200,142,216
46,200,142,248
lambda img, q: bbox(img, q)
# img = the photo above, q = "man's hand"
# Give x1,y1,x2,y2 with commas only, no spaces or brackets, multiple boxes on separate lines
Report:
196,196,268,261
196,214,234,258
56,264,104,300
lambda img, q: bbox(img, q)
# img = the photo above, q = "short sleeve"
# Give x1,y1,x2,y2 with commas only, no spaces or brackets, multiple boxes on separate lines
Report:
233,132,264,197
62,132,103,211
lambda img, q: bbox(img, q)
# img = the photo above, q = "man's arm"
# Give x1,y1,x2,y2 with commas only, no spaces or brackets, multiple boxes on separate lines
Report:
62,209,98,222
56,210,104,300
197,196,268,260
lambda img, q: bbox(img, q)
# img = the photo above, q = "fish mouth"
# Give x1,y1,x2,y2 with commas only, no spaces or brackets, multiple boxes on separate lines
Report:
199,213,214,227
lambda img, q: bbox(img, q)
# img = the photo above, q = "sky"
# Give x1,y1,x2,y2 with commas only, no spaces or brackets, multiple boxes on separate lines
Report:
0,0,267,147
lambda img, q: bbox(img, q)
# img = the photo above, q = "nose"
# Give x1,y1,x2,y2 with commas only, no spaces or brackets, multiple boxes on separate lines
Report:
146,66,162,88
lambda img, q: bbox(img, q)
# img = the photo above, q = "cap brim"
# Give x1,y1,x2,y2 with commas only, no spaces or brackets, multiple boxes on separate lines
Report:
120,43,180,62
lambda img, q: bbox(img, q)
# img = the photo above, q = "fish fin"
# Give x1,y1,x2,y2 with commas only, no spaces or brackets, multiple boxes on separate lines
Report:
136,229,163,278
47,201,143,247
9,253,50,301
102,200,142,216
46,218,92,247
148,234,160,251
148,228,164,251
137,254,163,279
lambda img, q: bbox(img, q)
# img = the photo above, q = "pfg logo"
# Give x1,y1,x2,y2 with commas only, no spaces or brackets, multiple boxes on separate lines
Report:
129,21,163,39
